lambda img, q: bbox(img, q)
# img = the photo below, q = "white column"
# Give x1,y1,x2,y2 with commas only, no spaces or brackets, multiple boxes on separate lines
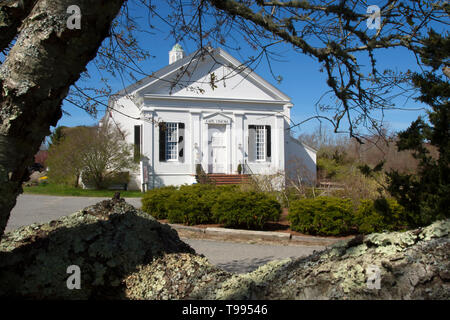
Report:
275,114,285,173
141,109,153,160
142,108,155,189
227,121,232,174
233,112,245,172
190,110,201,174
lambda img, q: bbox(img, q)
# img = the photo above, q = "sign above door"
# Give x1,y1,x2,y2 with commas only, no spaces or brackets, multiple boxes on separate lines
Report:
204,112,231,125
205,118,230,124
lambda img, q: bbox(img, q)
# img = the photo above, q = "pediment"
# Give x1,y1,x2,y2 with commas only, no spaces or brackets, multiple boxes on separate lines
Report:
203,112,232,125
116,48,291,104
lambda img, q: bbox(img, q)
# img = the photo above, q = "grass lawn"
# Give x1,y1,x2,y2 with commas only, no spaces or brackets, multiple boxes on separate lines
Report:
23,183,143,198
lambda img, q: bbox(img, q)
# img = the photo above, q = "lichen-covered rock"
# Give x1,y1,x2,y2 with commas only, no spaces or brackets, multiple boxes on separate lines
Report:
190,259,292,300
124,253,230,299
124,219,450,300
124,253,291,300
0,197,194,299
1,197,448,300
252,219,450,299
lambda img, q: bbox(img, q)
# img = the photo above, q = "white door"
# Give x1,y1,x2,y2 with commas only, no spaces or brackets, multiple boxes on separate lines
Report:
208,125,227,173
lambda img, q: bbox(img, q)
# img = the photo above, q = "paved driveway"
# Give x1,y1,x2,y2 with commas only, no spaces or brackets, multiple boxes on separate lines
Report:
6,194,142,232
183,238,323,273
6,194,324,273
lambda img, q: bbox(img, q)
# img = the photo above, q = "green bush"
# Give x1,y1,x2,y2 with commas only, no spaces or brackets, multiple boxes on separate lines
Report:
354,198,409,234
166,184,224,225
167,191,212,225
211,191,281,230
142,184,280,229
141,186,177,219
317,157,343,179
288,197,355,236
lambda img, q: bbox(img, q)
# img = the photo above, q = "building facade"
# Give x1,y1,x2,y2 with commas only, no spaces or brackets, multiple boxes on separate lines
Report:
104,45,316,191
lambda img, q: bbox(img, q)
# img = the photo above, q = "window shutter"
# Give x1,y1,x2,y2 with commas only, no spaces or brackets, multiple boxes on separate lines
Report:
266,125,271,161
178,123,185,162
134,125,141,162
248,125,256,162
159,122,166,162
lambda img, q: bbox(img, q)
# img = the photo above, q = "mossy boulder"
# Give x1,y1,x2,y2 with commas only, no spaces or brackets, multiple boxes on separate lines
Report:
1,196,448,300
124,253,230,299
125,219,450,300
0,197,194,299
249,219,450,299
124,252,291,300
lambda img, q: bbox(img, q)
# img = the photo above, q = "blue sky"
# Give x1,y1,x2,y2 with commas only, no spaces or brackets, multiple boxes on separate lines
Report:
56,1,439,140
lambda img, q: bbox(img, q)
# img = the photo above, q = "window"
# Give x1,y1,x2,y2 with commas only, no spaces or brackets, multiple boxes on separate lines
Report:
165,122,178,161
159,122,185,162
255,125,265,161
248,125,271,162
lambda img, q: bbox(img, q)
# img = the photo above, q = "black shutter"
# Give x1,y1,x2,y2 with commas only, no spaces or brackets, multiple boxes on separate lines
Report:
248,125,256,162
159,122,166,162
134,125,141,161
266,125,271,160
178,123,185,162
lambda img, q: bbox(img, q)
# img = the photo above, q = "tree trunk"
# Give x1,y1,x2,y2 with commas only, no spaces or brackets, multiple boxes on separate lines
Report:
74,172,80,188
0,0,126,239
0,0,38,52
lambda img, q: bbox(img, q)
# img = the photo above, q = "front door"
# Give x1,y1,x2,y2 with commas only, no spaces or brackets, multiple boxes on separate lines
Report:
208,124,226,173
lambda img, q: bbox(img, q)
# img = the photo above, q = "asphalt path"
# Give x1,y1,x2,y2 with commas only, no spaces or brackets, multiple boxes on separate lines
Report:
183,238,323,273
6,194,142,232
6,194,324,273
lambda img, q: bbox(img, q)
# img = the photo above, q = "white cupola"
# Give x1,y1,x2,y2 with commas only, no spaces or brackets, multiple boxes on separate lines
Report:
169,43,185,64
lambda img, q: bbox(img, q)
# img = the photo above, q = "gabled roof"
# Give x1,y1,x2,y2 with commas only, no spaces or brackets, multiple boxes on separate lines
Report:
110,47,291,104
289,135,318,154
215,47,291,101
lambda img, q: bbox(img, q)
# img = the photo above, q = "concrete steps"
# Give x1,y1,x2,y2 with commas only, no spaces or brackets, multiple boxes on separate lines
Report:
207,174,252,185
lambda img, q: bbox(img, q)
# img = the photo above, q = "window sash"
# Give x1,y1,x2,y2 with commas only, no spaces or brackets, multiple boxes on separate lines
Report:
165,122,178,160
255,125,266,161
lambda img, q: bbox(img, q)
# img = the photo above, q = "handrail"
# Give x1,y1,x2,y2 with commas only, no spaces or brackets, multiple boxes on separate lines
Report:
195,163,212,184
243,160,254,175
243,160,264,192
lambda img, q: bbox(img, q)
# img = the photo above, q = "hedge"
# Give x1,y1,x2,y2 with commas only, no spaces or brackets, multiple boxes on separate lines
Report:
288,197,410,236
354,198,408,234
166,190,213,225
166,184,222,225
141,184,281,229
212,191,281,230
141,184,240,224
288,197,355,236
141,186,177,219
143,185,411,235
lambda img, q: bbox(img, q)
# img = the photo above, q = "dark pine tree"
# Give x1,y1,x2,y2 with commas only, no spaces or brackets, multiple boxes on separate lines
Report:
386,29,450,227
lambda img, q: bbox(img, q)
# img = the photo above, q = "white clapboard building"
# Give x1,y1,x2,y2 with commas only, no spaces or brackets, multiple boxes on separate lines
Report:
103,44,317,190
